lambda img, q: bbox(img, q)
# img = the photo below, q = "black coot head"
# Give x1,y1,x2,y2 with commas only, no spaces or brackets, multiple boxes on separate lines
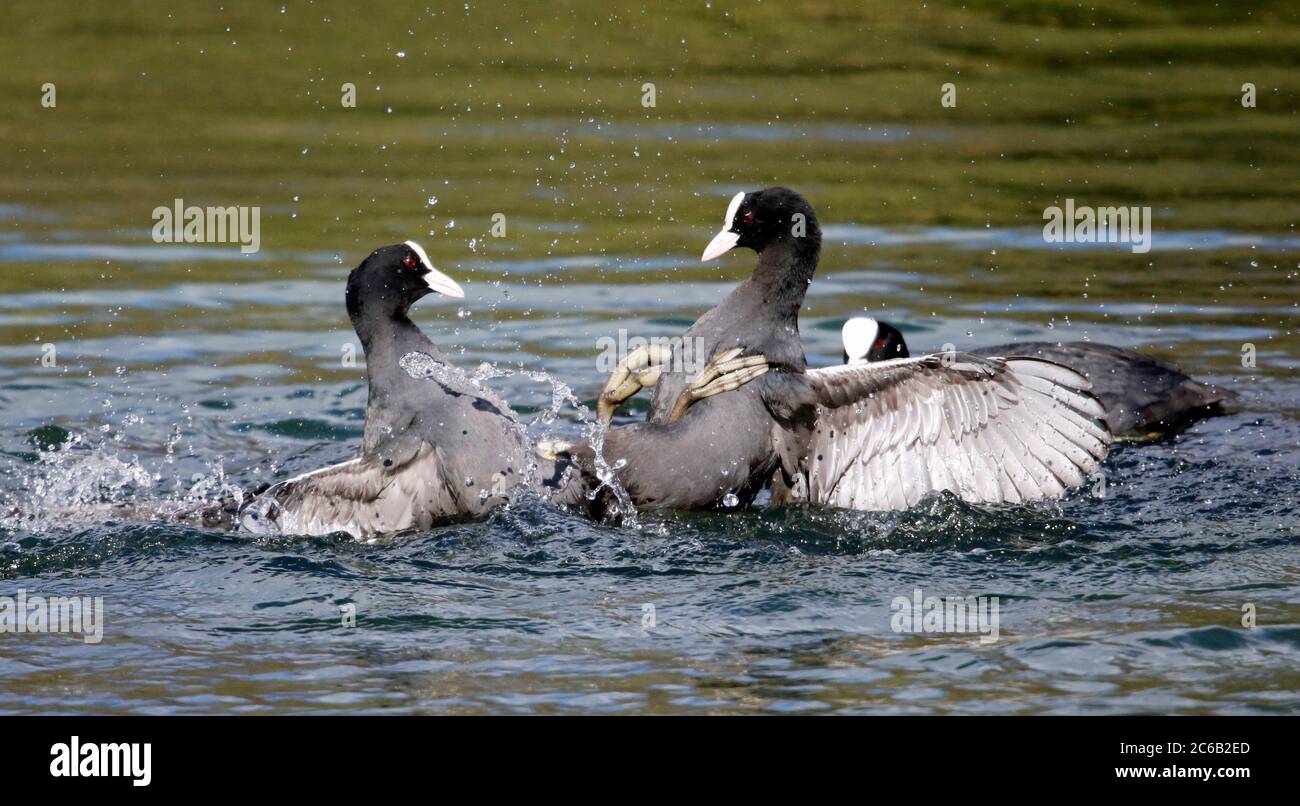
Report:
702,186,820,261
869,320,909,361
841,317,910,363
345,240,464,322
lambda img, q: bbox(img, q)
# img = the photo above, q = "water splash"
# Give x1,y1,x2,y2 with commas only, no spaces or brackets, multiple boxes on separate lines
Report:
521,369,638,527
0,430,244,532
0,373,250,533
0,432,153,530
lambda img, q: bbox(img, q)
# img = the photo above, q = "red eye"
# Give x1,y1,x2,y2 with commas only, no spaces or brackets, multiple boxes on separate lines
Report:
742,213,755,224
873,338,886,350
403,254,418,269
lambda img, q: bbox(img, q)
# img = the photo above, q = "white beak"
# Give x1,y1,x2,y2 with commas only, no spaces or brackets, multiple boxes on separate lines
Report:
701,229,740,261
701,191,747,262
422,267,465,299
404,240,465,299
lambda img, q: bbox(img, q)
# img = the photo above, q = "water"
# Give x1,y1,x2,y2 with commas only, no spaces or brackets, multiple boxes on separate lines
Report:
2,3,1299,714
2,235,1295,714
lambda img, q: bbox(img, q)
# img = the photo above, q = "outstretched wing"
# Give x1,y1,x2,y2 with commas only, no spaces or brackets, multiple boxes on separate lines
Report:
790,353,1111,510
238,442,460,538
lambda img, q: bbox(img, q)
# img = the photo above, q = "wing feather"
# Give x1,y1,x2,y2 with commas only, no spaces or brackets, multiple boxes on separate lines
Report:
790,353,1111,510
240,443,458,538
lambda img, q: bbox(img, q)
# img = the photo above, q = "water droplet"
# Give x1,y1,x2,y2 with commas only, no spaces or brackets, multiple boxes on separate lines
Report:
722,492,739,507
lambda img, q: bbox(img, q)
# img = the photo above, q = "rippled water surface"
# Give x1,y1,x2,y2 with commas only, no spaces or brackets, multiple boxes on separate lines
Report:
1,3,1299,714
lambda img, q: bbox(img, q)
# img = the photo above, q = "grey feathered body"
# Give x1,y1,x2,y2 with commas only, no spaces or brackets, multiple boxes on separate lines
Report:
597,244,821,510
238,246,590,538
358,321,531,515
239,320,540,537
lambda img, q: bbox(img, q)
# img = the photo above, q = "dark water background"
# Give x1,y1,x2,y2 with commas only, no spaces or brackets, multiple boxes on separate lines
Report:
1,2,1298,713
